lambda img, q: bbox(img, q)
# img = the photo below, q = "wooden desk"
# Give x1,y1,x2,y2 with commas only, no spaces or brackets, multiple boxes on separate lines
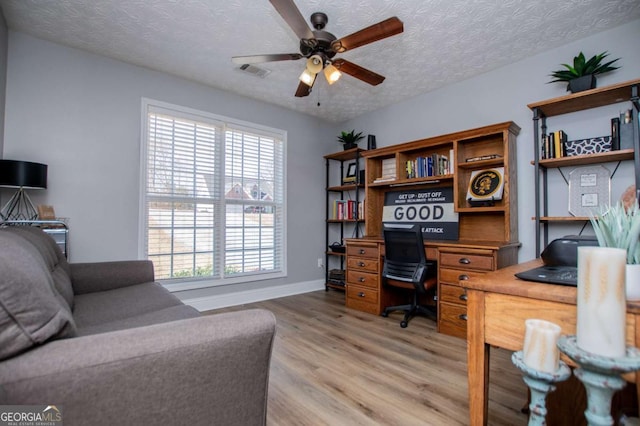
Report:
462,259,640,426
344,237,520,338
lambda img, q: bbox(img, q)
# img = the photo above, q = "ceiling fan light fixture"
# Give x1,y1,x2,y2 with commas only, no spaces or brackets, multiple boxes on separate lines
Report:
299,68,316,86
306,54,324,74
324,63,342,85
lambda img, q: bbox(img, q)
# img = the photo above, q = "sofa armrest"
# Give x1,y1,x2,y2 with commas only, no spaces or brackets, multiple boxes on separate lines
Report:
70,260,155,294
0,309,276,426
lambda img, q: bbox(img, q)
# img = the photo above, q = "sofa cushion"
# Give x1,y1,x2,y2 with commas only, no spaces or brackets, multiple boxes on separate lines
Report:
3,226,74,310
73,282,185,328
77,304,201,336
0,231,76,361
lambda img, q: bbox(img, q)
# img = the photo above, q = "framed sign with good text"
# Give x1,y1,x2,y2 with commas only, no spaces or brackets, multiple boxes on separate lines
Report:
382,187,459,240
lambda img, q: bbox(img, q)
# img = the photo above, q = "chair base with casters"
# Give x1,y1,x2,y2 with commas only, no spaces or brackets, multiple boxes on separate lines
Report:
381,277,437,328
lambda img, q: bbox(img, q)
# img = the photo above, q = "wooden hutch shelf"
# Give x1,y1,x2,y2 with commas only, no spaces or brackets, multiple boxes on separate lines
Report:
344,121,521,339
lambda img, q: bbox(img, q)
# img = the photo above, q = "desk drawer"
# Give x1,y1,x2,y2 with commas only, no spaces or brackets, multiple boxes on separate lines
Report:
347,257,378,273
439,302,467,339
440,268,486,286
439,283,468,306
346,285,379,315
347,270,378,289
346,244,378,259
440,252,494,271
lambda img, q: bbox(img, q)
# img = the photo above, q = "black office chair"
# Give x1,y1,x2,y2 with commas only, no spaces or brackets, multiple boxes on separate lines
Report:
381,224,437,328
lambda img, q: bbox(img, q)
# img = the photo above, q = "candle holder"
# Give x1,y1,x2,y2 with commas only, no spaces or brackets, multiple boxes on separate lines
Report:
512,351,571,426
557,335,640,426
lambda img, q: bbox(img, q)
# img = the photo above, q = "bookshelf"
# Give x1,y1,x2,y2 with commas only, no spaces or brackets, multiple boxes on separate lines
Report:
362,121,520,242
324,148,365,291
528,78,640,256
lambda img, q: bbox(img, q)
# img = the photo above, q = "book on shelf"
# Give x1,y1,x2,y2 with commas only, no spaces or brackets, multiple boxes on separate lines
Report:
611,117,620,150
465,154,502,163
405,153,449,179
541,130,568,159
331,199,362,220
449,148,455,174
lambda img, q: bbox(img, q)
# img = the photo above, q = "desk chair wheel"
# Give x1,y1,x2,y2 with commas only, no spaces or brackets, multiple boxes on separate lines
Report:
381,312,389,317
400,320,408,328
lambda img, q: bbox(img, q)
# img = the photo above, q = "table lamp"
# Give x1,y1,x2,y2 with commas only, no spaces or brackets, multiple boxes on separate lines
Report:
0,159,48,221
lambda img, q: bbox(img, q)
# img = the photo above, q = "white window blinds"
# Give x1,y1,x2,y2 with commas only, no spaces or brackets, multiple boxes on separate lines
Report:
142,101,285,284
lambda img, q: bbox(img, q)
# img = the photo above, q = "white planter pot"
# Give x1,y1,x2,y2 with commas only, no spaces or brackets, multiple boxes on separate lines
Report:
626,264,640,301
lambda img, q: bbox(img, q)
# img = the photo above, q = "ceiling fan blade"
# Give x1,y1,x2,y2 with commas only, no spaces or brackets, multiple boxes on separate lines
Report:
331,17,403,53
333,58,385,86
232,53,302,64
269,0,315,41
295,80,313,97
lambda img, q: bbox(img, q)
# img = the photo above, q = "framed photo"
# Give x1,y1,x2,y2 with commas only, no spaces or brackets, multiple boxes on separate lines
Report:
343,163,357,183
568,165,610,217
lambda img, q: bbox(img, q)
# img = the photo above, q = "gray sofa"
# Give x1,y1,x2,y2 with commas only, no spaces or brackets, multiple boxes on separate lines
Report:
0,226,276,425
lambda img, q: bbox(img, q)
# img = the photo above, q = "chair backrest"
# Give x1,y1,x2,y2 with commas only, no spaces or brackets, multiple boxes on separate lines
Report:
382,224,435,288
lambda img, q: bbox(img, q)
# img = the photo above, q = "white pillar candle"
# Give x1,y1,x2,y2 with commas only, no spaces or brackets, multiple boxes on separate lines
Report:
522,319,561,373
576,246,627,358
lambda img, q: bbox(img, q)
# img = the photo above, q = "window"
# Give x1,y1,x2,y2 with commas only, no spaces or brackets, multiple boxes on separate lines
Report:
141,100,286,286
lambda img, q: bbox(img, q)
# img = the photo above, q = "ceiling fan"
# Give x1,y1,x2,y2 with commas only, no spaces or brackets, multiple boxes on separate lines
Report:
231,0,404,97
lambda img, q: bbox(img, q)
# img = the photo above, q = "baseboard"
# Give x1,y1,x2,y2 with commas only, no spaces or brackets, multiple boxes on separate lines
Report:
179,279,325,312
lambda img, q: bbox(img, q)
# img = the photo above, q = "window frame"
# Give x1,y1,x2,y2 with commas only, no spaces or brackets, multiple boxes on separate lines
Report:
139,98,287,291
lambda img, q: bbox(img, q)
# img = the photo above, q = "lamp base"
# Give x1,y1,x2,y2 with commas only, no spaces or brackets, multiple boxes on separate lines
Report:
0,187,39,221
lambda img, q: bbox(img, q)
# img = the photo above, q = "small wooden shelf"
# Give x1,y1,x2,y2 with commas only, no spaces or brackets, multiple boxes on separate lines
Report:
326,281,346,290
457,158,504,169
458,206,507,214
533,149,634,168
527,78,640,117
326,251,346,257
369,175,454,187
327,183,364,192
537,216,590,222
324,147,364,161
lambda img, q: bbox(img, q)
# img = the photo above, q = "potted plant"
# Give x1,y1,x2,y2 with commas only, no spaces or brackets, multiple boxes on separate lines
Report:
589,201,640,300
548,51,620,93
337,130,364,150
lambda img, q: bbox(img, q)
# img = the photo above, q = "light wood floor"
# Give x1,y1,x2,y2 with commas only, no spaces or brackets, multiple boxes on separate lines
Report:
208,289,528,425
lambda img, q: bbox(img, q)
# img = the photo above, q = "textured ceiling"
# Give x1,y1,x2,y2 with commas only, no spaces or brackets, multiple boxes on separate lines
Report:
1,0,639,123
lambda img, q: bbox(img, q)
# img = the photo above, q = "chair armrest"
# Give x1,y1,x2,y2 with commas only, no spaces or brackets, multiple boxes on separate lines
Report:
70,260,155,294
0,309,276,426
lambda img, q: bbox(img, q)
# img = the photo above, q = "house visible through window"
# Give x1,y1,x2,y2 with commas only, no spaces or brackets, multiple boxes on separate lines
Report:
141,100,286,285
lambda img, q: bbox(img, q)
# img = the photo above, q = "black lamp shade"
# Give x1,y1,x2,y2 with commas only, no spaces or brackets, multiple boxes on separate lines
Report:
0,160,48,189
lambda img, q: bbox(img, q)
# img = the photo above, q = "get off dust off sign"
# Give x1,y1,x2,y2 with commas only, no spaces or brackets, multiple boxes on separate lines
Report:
382,187,459,240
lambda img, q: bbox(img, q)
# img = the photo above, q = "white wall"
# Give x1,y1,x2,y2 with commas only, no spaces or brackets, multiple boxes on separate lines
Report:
337,19,640,262
3,32,333,303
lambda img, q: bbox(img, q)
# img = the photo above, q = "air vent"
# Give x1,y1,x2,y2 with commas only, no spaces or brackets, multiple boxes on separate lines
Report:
237,64,271,79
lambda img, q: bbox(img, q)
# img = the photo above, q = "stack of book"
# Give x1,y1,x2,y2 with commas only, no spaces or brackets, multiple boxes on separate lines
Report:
373,158,396,183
